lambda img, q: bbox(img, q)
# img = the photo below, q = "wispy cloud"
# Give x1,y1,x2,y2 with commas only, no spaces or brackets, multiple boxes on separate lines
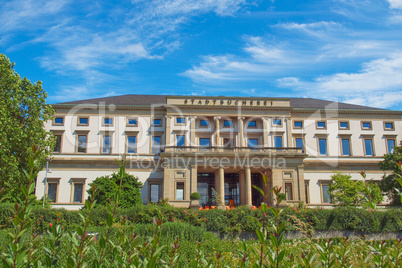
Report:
387,0,402,9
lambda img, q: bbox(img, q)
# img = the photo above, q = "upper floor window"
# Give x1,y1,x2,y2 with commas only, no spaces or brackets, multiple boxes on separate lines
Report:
127,118,138,126
53,134,62,153
200,120,209,127
153,119,162,127
318,138,327,156
78,117,89,126
199,138,210,147
77,134,87,153
361,121,372,130
384,122,394,130
272,119,282,126
223,120,232,127
293,121,303,128
248,120,257,128
53,117,64,126
102,135,112,154
295,137,304,153
316,121,326,129
176,135,185,147
176,117,185,125
386,138,395,154
248,138,258,148
103,118,113,126
341,138,351,156
127,135,137,154
152,136,161,154
274,136,283,148
339,121,349,129
364,138,374,156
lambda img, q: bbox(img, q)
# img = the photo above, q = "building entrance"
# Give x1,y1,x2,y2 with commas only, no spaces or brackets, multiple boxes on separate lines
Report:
251,173,264,206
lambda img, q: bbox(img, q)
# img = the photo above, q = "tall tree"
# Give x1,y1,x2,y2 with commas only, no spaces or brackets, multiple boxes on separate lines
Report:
379,144,402,204
0,54,55,202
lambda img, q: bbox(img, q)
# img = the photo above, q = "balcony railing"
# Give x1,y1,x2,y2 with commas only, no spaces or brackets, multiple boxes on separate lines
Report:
163,146,303,154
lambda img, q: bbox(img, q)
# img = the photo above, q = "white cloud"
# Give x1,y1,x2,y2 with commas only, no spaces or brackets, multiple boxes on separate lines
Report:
388,0,402,9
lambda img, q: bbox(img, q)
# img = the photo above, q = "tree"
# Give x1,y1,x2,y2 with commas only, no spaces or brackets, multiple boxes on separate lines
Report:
328,172,382,206
379,144,402,204
87,172,143,208
0,54,55,202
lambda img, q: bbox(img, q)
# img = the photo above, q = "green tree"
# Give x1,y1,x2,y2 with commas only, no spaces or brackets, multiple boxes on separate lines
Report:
87,172,143,207
328,172,382,206
379,144,402,204
0,54,55,202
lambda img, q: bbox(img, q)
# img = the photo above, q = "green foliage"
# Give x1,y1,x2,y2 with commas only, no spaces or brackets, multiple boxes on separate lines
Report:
190,192,201,200
328,172,383,206
379,144,402,204
0,54,55,202
87,171,143,208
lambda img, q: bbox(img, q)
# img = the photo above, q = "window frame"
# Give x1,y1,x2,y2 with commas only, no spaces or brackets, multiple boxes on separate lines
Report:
70,178,86,204
53,116,64,126
199,137,211,147
126,134,137,154
46,178,60,203
317,137,328,156
175,117,186,125
363,137,375,156
102,117,114,127
76,133,88,153
101,134,112,154
386,138,396,154
319,180,331,204
247,138,259,148
316,121,326,129
175,181,185,201
293,120,303,129
199,119,210,128
152,118,163,127
361,121,372,130
247,120,257,128
148,179,163,203
274,135,283,148
384,122,394,131
340,136,352,156
52,133,63,153
272,118,282,127
294,136,305,153
126,117,138,127
176,134,186,147
284,182,294,201
77,116,89,126
151,135,162,154
339,121,349,130
223,120,232,128
304,180,310,204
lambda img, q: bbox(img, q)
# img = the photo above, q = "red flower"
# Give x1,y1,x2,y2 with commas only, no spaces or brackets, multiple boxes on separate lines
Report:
57,218,60,221
49,223,52,227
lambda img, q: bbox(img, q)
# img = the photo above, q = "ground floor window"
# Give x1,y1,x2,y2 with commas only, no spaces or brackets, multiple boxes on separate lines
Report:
176,181,185,200
285,182,293,200
71,178,86,203
46,178,60,203
320,181,331,204
197,173,215,206
150,184,160,203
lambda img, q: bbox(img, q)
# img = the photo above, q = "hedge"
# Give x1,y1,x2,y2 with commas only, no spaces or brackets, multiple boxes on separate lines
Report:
1,203,401,233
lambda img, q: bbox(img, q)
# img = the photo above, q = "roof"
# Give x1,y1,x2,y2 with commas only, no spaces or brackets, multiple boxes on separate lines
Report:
56,94,388,111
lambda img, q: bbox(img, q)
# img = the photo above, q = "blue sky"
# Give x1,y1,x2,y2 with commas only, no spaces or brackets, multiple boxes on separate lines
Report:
1,0,402,110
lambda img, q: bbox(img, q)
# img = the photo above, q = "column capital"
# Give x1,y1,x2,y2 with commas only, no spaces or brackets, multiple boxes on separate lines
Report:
190,115,197,119
237,116,245,120
214,116,221,121
165,115,172,119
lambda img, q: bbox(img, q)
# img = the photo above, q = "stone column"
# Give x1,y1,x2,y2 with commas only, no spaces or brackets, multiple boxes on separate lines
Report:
262,117,269,147
163,167,173,202
245,166,252,206
271,168,284,205
190,165,198,195
238,117,245,147
297,166,306,203
286,117,292,147
165,116,172,147
239,170,245,205
214,116,221,147
190,116,196,147
218,167,225,208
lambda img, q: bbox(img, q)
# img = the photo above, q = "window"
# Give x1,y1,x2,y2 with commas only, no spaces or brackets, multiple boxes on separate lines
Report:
272,119,282,126
223,120,232,127
102,135,112,154
153,119,162,127
200,120,209,127
53,117,64,125
176,182,184,200
77,134,87,153
293,121,303,128
362,122,372,130
127,118,138,126
47,179,59,203
78,117,89,126
176,117,185,124
199,138,210,147
304,181,309,204
71,179,86,204
285,183,293,200
386,138,395,154
53,134,62,153
248,120,257,127
339,121,349,129
127,136,136,154
150,184,160,203
248,138,258,148
364,138,374,156
295,137,304,153
176,135,185,147
152,136,161,154
341,138,351,156
223,138,235,147
318,138,327,156
103,118,113,126
384,122,394,130
316,121,326,129
321,182,331,203
274,136,283,148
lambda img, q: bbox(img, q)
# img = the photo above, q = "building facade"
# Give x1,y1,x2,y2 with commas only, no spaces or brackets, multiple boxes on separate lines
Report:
35,95,401,209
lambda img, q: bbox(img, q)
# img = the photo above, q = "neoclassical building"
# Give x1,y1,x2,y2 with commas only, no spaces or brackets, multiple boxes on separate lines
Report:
35,95,401,209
